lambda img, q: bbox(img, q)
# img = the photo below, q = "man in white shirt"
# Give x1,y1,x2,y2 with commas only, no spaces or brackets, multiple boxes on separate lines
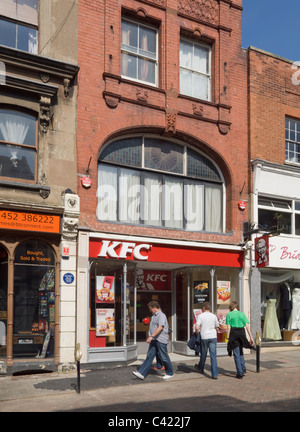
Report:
195,302,220,379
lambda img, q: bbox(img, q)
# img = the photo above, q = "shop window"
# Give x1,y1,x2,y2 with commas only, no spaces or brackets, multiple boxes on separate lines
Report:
121,18,158,86
0,0,38,54
89,260,135,348
180,37,211,101
0,107,37,182
13,240,55,358
98,136,224,232
177,267,240,343
285,117,300,163
0,245,8,358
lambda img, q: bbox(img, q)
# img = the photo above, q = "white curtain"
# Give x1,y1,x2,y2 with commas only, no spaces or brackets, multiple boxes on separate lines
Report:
119,168,140,223
140,33,149,82
143,174,161,226
164,179,183,229
121,25,130,76
205,185,222,232
0,113,29,144
185,182,204,231
97,165,118,221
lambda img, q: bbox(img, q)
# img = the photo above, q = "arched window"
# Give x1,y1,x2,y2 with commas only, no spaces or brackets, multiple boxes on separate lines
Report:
0,107,37,182
97,136,224,232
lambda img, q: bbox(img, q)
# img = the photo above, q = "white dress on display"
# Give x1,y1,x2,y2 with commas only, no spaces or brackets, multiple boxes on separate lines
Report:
263,298,282,340
288,288,300,330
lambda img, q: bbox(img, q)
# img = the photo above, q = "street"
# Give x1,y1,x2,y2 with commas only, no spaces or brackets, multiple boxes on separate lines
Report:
0,348,299,415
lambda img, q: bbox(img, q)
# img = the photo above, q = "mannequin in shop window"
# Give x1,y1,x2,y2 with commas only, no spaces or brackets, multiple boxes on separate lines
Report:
263,292,282,341
288,287,300,330
279,279,293,330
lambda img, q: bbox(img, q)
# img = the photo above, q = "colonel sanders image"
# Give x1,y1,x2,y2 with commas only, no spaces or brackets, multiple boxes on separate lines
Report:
136,269,154,291
256,237,269,267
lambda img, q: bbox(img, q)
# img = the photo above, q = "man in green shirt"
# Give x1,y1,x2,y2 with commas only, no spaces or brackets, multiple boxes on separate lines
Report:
226,301,254,379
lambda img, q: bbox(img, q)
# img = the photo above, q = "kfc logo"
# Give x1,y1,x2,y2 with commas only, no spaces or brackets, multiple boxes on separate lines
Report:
98,240,151,260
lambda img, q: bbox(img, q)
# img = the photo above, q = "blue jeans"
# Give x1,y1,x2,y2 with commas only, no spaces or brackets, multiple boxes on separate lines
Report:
138,340,174,378
198,338,218,378
233,346,246,376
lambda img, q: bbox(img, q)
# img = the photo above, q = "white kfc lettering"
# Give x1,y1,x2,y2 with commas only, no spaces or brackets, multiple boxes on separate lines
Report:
146,274,167,282
133,244,151,260
98,241,151,260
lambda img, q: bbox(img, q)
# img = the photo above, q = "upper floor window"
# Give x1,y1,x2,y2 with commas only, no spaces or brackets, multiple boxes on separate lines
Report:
0,107,37,181
258,197,294,235
0,0,38,54
97,136,224,233
121,18,158,86
285,117,300,163
180,38,211,101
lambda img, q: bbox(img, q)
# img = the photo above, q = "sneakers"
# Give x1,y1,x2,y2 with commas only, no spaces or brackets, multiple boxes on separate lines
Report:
162,374,174,380
235,374,243,379
153,366,165,371
132,371,144,380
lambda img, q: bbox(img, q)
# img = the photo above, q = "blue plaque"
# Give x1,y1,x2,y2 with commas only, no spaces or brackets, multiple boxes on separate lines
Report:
63,272,74,284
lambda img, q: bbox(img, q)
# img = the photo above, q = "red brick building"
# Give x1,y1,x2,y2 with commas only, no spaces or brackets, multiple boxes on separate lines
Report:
76,0,249,364
247,47,300,346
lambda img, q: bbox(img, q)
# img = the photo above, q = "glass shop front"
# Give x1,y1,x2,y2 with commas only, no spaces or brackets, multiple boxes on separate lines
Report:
0,237,59,369
255,235,300,344
86,235,244,362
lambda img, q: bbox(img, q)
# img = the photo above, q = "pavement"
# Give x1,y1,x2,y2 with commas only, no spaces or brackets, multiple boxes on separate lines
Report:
0,347,299,414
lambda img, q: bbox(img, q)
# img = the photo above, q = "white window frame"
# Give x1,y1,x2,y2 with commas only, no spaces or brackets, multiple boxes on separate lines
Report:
180,37,211,101
121,18,158,87
285,117,300,164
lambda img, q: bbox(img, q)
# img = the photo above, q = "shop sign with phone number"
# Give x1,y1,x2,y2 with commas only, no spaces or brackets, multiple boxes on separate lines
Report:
0,210,60,234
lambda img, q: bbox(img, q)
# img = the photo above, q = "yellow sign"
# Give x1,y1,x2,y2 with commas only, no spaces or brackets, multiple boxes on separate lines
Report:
0,210,60,234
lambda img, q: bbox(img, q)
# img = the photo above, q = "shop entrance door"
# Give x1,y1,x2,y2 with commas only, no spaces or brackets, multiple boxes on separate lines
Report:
135,268,172,354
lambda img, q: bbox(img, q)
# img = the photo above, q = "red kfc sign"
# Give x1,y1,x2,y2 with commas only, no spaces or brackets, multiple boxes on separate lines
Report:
136,268,171,291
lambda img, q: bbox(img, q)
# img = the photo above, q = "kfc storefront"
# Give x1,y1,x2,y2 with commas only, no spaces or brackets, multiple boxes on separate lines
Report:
76,232,244,364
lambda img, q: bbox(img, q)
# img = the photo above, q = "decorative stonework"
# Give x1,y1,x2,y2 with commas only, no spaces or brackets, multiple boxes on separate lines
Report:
178,0,219,26
136,89,149,103
104,93,120,109
40,96,51,133
192,103,204,117
62,193,80,241
166,113,176,134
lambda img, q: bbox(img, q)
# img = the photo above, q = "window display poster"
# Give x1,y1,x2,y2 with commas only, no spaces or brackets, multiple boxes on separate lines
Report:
217,281,231,304
217,309,229,332
193,281,209,304
136,269,171,291
96,309,115,336
193,309,202,324
96,276,115,303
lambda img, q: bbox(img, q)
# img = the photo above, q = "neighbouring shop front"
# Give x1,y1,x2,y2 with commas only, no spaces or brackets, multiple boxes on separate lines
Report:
77,232,245,364
0,209,60,372
254,235,300,345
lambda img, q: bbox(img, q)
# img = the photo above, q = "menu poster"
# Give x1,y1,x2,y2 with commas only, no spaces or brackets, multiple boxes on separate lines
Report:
217,281,231,304
96,276,115,303
217,309,229,332
193,309,202,332
96,309,115,336
193,281,209,304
